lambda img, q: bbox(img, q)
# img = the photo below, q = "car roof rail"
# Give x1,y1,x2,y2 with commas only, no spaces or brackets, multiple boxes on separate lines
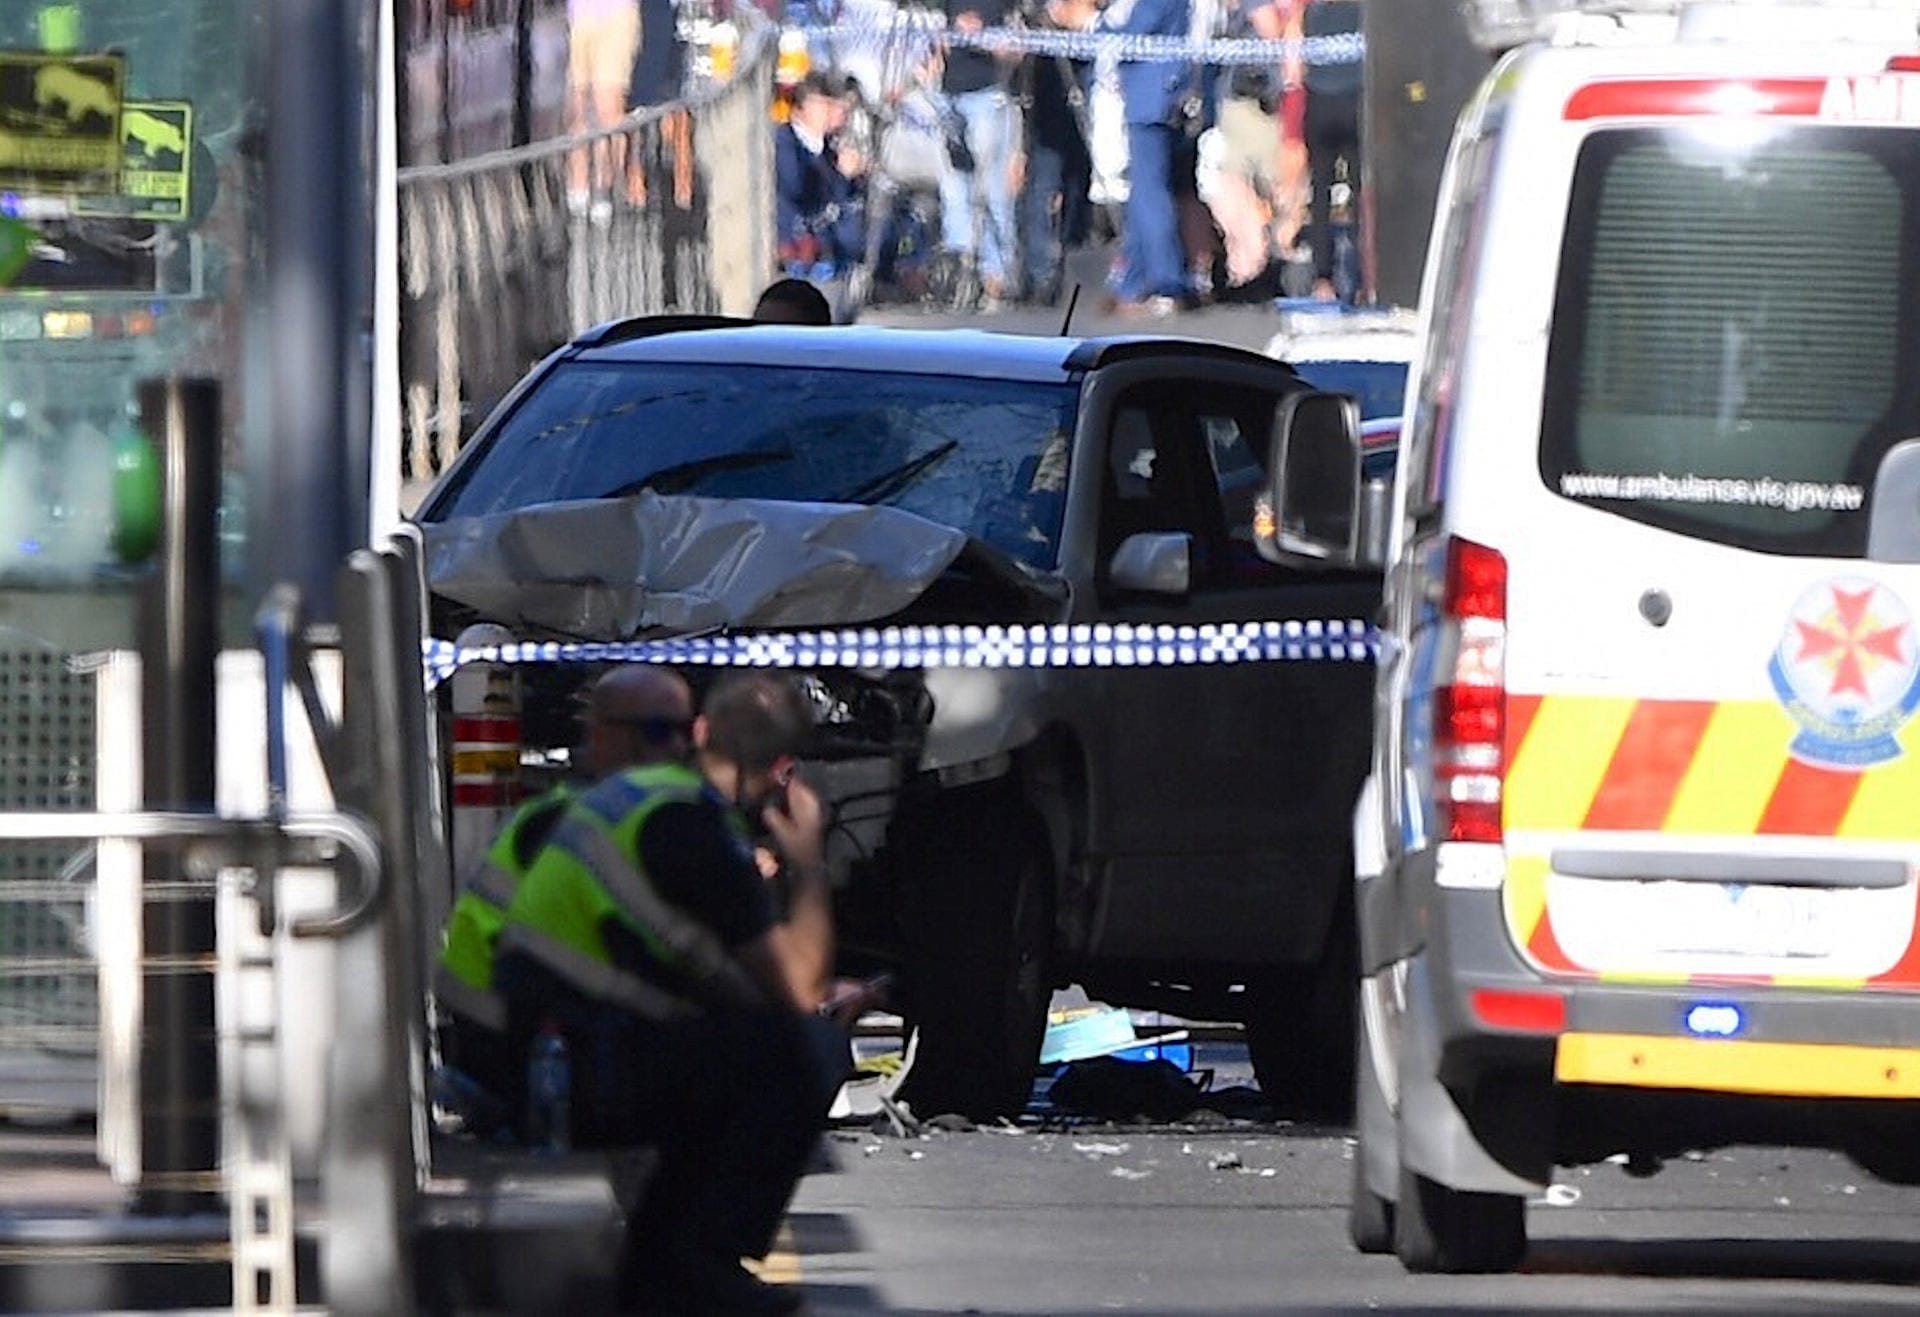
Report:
571,313,757,349
1065,337,1303,375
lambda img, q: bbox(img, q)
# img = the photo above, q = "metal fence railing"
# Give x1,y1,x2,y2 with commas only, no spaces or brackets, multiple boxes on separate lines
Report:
396,16,776,482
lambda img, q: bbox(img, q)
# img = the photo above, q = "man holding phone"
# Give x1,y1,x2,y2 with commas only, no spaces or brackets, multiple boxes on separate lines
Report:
494,671,839,1315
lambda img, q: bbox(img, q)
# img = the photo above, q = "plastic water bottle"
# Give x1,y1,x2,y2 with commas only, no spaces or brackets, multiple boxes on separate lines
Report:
526,1020,572,1156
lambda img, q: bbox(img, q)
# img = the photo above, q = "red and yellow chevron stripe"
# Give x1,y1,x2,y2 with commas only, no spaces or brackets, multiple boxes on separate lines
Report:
1498,693,1920,989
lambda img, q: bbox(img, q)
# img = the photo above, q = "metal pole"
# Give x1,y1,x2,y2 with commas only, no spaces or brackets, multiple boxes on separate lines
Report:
395,0,414,167
440,5,455,162
512,0,533,147
134,377,223,1216
266,0,375,625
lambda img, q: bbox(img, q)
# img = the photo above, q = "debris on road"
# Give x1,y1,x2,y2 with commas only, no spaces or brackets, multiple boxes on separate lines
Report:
867,1094,924,1140
926,1114,977,1134
1073,1141,1132,1159
1047,1057,1208,1123
1541,1184,1581,1207
1208,1152,1243,1172
1110,1166,1153,1181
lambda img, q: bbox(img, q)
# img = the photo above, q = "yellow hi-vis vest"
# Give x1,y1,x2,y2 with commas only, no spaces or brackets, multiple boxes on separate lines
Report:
496,762,765,1022
434,785,576,1032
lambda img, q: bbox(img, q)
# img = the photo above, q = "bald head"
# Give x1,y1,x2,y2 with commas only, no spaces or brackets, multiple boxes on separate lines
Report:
581,667,695,776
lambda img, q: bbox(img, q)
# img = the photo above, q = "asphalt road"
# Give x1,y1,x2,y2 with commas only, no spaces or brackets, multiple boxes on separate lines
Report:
788,296,1920,1314
787,1060,1920,1316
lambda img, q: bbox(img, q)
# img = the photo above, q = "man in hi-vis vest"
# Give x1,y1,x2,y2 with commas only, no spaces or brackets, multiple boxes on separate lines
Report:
434,666,696,1125
496,672,837,1316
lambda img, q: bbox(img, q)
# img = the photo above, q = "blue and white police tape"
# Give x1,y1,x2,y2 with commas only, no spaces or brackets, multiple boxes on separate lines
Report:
424,618,1377,689
803,21,1364,67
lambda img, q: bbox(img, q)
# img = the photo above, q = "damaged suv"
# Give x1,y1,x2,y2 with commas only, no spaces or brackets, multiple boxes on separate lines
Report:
415,318,1384,1118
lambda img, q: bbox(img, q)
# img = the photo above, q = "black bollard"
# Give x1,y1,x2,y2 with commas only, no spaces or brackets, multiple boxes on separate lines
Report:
134,377,224,1215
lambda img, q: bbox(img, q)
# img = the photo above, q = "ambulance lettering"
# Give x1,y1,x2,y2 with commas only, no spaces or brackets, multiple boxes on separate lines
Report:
1769,578,1920,769
1820,74,1920,124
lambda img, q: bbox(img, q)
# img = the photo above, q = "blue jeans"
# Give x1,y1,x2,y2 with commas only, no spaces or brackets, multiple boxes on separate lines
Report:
938,87,1018,284
1021,140,1091,298
1118,122,1185,301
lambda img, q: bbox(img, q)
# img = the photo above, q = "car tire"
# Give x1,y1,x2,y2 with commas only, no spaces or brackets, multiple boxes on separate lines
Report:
1348,1146,1396,1254
1348,1023,1396,1254
1392,1164,1527,1274
895,783,1053,1121
1244,881,1358,1121
1846,1136,1920,1186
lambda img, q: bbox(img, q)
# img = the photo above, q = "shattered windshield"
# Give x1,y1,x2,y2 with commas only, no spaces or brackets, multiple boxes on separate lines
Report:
431,361,1080,569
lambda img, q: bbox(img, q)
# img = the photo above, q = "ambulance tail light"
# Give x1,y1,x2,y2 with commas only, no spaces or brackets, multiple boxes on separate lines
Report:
1437,537,1508,845
1889,56,1920,73
1471,987,1565,1035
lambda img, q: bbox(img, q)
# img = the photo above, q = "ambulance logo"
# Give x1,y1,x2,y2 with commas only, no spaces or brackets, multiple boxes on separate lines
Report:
1769,578,1920,769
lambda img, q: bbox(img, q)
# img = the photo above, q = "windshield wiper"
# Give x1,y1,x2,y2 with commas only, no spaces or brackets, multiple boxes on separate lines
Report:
832,441,959,506
599,449,794,500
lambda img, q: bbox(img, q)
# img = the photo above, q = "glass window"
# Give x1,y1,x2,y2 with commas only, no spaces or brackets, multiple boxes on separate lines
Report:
1541,127,1920,557
1295,359,1409,422
0,1,259,612
1404,131,1495,518
431,362,1081,568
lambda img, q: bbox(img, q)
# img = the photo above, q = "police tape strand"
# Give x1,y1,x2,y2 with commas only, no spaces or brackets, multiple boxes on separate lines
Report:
802,22,1364,66
423,619,1379,689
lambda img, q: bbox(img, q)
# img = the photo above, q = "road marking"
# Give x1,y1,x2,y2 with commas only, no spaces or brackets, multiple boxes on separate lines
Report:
746,1222,801,1286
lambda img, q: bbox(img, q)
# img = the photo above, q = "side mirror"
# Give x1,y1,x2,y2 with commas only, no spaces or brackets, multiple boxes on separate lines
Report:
1868,437,1920,564
1108,531,1191,595
1259,390,1363,568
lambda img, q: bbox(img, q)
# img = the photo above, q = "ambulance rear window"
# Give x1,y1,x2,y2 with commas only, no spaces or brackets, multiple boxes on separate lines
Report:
1539,126,1920,556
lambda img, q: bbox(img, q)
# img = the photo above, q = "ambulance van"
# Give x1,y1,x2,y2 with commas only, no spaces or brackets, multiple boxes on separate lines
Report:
1276,0,1920,1274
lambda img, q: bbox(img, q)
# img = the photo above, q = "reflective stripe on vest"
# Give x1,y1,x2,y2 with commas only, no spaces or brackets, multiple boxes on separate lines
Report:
433,961,508,1033
468,856,521,910
495,923,698,1022
437,787,575,993
551,814,766,1012
502,763,770,1017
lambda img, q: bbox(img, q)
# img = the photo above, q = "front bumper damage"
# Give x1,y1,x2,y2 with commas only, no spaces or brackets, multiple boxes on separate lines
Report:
419,491,1068,963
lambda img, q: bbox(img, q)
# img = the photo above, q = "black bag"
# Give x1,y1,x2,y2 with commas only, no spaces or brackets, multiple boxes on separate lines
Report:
1047,1057,1209,1122
942,107,977,173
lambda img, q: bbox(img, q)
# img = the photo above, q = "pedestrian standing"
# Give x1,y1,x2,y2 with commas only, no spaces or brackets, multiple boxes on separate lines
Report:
938,0,1020,303
1065,0,1195,315
1302,0,1361,301
567,0,642,216
1018,7,1093,306
1201,0,1293,292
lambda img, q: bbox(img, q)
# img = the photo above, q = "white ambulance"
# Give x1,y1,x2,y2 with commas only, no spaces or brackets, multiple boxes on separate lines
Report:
1264,0,1920,1275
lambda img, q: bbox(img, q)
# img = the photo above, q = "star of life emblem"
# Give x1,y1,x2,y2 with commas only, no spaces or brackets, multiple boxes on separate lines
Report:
1768,578,1920,769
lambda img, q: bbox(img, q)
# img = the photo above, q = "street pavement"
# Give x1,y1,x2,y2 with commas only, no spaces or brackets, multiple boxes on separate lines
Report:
858,247,1292,355
787,1046,1920,1315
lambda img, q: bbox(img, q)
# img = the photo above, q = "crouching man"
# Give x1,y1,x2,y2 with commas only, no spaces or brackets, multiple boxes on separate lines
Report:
494,672,840,1315
434,666,698,1129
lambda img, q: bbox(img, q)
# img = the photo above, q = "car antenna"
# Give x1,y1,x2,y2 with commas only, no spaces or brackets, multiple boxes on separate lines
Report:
1058,284,1081,337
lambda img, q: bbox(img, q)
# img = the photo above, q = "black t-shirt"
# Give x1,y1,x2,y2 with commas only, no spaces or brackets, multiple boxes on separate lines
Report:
944,0,1013,95
599,796,776,983
1028,54,1090,154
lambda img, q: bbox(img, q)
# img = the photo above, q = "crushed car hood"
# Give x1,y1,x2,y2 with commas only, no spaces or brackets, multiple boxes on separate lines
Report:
421,491,1053,638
